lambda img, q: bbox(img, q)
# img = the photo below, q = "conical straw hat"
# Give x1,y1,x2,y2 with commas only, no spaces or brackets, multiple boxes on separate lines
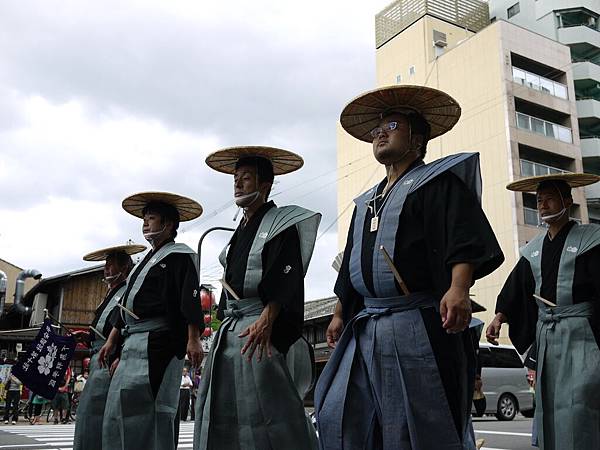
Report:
122,192,203,221
205,146,303,175
340,85,461,142
506,173,600,192
83,244,147,262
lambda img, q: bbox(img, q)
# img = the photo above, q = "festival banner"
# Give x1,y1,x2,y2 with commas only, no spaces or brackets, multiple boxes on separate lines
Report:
11,319,76,400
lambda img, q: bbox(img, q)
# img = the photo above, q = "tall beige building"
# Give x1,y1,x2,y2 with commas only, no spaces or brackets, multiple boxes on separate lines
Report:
337,0,587,339
489,0,600,223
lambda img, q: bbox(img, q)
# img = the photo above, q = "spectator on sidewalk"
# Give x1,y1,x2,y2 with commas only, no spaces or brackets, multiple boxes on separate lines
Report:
3,368,23,424
52,367,71,424
179,367,193,421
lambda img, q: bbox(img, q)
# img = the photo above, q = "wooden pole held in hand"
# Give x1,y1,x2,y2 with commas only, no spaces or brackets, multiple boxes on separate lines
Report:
379,246,411,296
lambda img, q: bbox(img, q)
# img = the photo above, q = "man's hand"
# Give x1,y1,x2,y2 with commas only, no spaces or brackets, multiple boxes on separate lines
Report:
187,324,203,368
440,285,472,333
98,327,119,368
326,316,344,349
326,300,344,349
98,342,113,369
485,312,506,345
109,358,120,377
239,302,280,363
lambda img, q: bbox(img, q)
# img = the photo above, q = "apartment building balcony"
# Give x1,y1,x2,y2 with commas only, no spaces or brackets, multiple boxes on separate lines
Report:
577,98,600,120
586,182,600,202
558,25,600,48
516,112,573,143
573,61,600,83
512,67,568,100
581,137,600,158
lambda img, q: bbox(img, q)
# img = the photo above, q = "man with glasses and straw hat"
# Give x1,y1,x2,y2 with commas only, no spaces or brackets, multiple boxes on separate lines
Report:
314,85,504,450
73,243,145,450
98,192,204,450
487,173,600,450
194,146,321,449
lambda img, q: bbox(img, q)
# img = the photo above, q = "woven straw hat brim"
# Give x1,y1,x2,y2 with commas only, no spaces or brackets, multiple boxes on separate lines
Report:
122,192,203,221
340,85,461,142
83,244,147,262
205,146,304,175
507,173,600,192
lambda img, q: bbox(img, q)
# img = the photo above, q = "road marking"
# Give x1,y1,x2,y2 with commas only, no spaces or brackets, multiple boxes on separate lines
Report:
0,422,195,449
476,430,532,437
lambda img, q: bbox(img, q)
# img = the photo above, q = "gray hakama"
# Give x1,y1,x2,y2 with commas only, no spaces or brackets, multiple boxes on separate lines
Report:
194,205,321,450
316,153,492,450
195,298,318,450
521,224,600,450
73,284,126,450
102,242,197,450
316,295,476,450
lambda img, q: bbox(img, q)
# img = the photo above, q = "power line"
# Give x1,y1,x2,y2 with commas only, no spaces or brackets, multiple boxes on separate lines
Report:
316,164,381,241
180,153,372,234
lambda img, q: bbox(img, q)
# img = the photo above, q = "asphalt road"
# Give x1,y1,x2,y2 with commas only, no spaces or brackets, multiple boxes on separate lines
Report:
0,416,536,449
474,416,535,450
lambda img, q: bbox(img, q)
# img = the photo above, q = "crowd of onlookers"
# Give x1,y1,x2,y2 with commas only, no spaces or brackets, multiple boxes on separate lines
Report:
2,363,199,425
1,364,88,425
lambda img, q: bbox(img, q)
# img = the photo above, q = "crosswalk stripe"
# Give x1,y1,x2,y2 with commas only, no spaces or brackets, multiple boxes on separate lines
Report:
0,423,197,449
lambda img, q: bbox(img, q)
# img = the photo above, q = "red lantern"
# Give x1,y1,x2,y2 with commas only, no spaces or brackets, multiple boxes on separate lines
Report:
200,289,212,310
202,327,212,337
204,314,212,324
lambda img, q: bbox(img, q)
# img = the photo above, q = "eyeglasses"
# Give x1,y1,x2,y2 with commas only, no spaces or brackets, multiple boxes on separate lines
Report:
370,121,399,139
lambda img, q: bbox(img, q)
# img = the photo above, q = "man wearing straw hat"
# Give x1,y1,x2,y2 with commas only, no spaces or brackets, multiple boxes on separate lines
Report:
486,173,600,450
73,243,145,450
314,85,504,450
194,146,321,449
98,192,204,450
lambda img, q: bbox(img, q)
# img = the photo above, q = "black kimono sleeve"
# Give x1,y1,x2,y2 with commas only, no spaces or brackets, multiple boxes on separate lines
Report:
419,172,504,295
333,208,365,325
258,226,305,354
495,256,538,354
177,254,203,328
524,344,537,371
109,305,124,330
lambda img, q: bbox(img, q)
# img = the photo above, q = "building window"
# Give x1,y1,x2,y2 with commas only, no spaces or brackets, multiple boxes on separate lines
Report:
520,159,568,178
507,3,520,19
512,66,568,99
557,8,599,31
515,112,573,143
523,194,541,226
409,66,416,76
396,74,402,84
315,326,326,344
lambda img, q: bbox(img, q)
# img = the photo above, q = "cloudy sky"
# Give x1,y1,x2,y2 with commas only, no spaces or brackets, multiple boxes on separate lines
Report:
0,0,392,300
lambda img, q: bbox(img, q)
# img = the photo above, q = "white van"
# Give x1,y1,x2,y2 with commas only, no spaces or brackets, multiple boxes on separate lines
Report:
473,343,534,421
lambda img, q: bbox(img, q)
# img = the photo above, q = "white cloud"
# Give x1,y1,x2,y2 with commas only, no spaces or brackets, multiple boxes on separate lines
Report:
0,0,391,300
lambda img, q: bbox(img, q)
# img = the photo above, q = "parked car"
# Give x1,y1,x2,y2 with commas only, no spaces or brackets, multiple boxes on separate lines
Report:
473,343,534,421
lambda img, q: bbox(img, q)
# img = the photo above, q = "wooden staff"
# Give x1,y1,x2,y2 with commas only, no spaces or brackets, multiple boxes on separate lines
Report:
116,302,140,320
379,246,411,296
220,279,241,300
533,294,557,308
43,309,74,335
89,325,107,340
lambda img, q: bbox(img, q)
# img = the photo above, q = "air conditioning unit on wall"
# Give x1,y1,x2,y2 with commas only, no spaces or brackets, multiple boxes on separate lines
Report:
29,293,47,326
